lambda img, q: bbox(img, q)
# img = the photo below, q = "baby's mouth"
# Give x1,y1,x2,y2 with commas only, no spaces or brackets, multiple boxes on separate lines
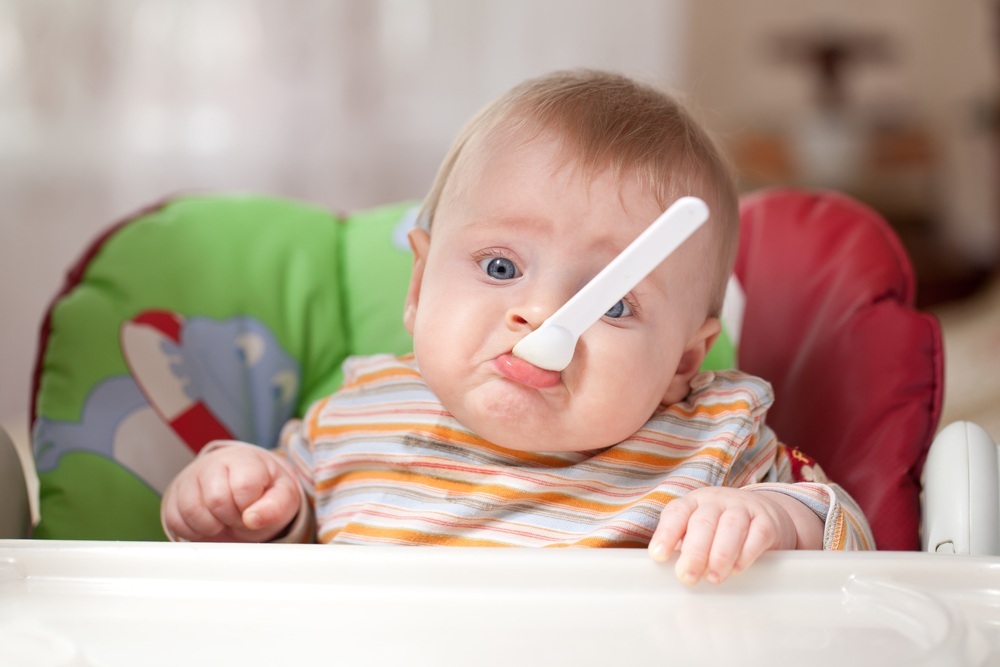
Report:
494,353,562,389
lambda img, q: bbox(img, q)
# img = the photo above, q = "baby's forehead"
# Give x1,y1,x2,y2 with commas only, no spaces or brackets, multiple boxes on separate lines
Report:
455,129,658,202
469,126,692,211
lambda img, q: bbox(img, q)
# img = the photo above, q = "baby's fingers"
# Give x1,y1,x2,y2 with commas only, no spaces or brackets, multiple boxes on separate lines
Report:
672,504,724,585
730,516,780,574
648,497,695,562
703,507,752,583
168,475,231,540
650,497,729,585
242,471,300,534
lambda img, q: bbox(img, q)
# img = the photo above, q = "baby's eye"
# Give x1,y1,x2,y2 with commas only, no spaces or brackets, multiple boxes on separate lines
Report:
479,256,521,281
604,299,633,319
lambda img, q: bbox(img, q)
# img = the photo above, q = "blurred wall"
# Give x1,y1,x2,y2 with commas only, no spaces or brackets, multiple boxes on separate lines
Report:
0,0,689,447
687,0,1000,267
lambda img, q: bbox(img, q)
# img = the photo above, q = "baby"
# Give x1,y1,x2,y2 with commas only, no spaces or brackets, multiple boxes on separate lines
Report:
162,69,874,584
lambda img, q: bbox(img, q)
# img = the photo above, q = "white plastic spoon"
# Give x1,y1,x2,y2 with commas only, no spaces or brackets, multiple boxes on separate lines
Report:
511,196,709,372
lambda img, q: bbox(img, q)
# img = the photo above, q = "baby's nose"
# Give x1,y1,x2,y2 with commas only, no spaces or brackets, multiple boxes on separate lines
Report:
505,298,562,331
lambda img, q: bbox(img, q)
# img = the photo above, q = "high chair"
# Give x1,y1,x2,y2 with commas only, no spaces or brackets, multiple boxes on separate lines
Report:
6,188,999,553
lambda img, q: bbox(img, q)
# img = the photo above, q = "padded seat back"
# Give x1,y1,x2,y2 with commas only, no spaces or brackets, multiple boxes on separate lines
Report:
735,189,944,550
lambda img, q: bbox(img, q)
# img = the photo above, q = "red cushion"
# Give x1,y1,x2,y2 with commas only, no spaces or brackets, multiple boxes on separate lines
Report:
735,189,944,550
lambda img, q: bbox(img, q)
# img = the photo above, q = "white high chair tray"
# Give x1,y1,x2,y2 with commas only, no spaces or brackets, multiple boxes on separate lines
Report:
0,541,997,667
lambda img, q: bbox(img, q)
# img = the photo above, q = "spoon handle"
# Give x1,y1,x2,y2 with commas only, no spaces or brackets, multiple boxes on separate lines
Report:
546,196,709,336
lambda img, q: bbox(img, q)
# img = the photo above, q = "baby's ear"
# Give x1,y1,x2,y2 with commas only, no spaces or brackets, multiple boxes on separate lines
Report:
661,317,722,405
403,228,431,335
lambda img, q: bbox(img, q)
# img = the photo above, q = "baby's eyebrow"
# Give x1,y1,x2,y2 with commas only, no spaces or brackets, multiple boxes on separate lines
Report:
465,215,555,233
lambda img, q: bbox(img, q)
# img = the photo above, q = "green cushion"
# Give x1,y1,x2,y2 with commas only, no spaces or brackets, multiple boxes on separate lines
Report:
32,196,416,540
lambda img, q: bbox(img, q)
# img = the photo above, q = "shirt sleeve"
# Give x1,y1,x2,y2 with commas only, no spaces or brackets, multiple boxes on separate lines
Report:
272,411,321,544
741,437,876,551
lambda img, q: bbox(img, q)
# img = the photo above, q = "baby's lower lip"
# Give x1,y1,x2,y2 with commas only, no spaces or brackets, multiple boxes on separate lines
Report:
494,353,562,389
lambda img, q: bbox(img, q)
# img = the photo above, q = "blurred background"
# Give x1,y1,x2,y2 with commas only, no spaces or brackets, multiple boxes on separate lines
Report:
2,0,999,467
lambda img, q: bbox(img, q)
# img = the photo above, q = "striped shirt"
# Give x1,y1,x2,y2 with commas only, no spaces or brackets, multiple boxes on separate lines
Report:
278,354,874,550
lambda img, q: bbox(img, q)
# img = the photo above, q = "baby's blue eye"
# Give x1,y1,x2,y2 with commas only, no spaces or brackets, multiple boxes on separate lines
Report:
605,299,632,319
480,256,520,280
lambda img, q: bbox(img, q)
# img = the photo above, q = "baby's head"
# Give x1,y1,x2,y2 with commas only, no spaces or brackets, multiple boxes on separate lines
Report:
421,70,738,316
404,69,739,453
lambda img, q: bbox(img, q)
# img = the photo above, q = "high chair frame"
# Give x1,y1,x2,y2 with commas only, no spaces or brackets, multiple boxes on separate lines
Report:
2,188,997,552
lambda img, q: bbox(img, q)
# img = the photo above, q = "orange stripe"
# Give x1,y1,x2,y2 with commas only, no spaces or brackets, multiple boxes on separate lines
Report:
668,399,754,419
312,421,486,446
305,395,334,440
353,365,422,384
320,524,513,547
335,506,598,543
596,445,734,469
420,425,579,467
558,537,649,548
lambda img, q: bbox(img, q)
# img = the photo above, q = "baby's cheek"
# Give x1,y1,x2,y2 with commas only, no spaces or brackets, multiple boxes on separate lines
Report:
609,356,674,416
577,381,658,445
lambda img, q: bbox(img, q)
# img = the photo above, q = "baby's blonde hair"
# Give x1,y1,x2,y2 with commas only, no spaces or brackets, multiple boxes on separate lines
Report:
421,69,739,316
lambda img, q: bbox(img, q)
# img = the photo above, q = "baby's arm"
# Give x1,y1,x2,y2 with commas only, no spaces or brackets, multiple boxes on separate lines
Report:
161,441,303,543
644,374,875,583
647,486,823,585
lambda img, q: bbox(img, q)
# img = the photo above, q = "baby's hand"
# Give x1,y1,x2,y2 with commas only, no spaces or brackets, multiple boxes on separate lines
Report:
648,487,806,585
161,442,301,543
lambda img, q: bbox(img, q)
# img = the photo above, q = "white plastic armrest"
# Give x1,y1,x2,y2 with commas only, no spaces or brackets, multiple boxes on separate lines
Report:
921,421,1000,555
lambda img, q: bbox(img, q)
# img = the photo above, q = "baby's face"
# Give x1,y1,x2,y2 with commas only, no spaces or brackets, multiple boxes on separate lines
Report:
404,132,719,452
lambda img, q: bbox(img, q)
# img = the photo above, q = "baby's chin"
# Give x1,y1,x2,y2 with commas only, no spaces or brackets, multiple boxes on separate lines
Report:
426,369,642,453
453,406,611,454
